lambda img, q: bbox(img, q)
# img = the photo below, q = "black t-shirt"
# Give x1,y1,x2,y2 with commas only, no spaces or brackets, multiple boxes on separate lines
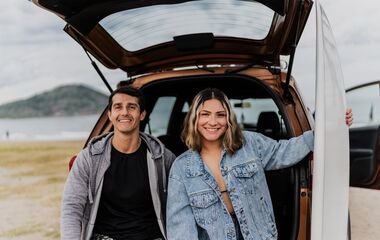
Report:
93,141,163,240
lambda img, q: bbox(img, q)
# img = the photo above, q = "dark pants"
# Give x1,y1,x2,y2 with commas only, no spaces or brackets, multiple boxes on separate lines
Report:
231,213,244,240
91,233,163,240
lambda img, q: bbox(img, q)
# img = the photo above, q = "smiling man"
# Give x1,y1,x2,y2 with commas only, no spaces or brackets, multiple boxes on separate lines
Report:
61,86,176,240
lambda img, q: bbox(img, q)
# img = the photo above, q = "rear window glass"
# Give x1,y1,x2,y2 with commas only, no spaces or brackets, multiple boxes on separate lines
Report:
100,0,274,51
231,98,279,126
145,96,176,136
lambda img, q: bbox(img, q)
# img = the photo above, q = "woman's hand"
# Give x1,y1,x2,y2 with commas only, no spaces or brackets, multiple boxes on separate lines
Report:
346,108,353,127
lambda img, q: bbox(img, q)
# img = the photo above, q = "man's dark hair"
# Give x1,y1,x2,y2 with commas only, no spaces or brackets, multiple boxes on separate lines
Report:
108,86,146,112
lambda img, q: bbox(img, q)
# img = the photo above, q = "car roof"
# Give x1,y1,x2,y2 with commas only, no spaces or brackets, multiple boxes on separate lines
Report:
346,80,380,92
32,0,313,76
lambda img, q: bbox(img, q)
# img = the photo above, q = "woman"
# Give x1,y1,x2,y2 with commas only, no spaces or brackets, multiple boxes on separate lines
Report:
166,88,352,240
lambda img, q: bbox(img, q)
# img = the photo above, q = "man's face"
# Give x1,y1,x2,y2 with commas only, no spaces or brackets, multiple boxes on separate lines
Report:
108,93,146,136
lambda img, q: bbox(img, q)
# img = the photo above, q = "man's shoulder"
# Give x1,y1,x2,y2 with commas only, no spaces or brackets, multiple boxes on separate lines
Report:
140,132,164,150
87,132,113,155
140,132,160,145
71,132,113,168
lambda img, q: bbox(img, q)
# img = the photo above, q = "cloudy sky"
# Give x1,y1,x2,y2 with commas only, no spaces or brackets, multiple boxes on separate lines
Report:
0,0,379,109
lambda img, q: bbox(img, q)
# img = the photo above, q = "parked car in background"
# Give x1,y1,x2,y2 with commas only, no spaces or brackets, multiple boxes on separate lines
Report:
347,81,380,188
32,0,371,239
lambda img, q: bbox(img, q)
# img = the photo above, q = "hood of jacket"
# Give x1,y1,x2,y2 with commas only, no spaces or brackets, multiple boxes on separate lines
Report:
86,131,166,160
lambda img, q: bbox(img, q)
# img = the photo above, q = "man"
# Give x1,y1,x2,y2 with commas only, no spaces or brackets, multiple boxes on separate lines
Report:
61,86,176,240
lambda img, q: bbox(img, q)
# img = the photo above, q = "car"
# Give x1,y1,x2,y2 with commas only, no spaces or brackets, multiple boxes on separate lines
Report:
32,0,368,239
346,80,380,189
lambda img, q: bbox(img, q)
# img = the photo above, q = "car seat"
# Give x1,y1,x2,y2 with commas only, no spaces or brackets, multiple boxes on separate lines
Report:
158,112,188,156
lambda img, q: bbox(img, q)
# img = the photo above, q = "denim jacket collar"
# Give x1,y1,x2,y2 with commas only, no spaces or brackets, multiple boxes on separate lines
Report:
185,150,205,178
185,148,227,178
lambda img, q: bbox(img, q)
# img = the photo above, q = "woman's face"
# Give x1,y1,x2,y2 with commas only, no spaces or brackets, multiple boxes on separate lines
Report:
197,99,228,145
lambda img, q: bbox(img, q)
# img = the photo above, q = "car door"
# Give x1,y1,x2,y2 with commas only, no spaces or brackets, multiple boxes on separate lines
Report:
346,81,380,189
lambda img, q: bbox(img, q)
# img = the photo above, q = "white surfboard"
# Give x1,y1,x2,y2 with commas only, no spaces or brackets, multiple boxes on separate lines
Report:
311,1,350,240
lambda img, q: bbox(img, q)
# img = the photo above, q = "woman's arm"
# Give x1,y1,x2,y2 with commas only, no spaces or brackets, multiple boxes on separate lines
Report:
256,131,314,170
253,108,353,170
166,171,198,239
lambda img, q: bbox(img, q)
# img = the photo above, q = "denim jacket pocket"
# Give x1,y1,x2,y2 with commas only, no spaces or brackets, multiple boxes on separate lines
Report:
231,161,259,195
232,161,258,178
189,190,220,227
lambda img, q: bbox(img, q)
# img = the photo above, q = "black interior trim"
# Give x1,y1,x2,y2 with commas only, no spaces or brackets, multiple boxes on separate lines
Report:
349,125,380,187
174,33,215,52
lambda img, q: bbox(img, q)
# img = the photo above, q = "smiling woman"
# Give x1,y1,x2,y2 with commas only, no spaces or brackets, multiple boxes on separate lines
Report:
166,88,315,240
197,99,228,144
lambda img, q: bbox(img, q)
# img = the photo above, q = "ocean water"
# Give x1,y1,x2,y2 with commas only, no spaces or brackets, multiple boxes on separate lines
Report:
0,97,282,142
0,115,99,141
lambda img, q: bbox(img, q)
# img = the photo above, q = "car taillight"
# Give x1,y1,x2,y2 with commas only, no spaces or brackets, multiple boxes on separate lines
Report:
69,155,77,171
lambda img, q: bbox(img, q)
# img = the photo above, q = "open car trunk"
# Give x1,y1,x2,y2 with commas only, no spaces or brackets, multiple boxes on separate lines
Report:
86,72,312,240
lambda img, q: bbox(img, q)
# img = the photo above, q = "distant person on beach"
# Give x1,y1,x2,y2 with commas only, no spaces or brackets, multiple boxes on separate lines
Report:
61,86,176,240
5,130,9,139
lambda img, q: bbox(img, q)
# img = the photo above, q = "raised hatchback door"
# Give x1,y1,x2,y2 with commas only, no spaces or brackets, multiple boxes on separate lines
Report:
32,0,313,76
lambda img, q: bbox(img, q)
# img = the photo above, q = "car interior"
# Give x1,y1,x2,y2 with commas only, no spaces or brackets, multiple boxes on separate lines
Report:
127,73,309,239
347,81,380,189
349,125,380,187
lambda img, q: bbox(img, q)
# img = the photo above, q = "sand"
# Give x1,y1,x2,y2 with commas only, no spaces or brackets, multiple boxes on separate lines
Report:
349,187,380,240
0,141,378,239
0,141,82,240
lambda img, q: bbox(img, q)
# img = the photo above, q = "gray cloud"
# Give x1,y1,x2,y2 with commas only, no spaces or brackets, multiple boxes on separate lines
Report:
0,0,379,110
0,2,63,45
323,0,380,44
0,1,125,104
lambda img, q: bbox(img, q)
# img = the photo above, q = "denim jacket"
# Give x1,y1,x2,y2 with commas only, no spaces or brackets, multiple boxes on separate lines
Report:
166,130,314,240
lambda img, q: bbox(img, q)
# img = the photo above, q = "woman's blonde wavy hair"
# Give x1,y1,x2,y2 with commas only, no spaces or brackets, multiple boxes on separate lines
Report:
181,88,243,154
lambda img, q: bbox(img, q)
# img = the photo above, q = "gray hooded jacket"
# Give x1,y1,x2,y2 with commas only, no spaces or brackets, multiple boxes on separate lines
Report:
60,132,176,240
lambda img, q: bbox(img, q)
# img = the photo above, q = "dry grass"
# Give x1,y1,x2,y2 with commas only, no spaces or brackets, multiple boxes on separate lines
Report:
1,141,379,239
0,140,83,239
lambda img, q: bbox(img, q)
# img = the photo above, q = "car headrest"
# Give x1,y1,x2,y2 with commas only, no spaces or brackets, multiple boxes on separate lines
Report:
168,111,187,136
256,111,280,139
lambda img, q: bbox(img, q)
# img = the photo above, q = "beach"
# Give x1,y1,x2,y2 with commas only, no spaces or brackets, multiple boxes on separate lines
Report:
0,141,378,239
0,141,83,240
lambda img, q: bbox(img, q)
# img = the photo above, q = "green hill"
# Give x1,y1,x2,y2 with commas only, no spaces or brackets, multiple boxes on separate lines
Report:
0,84,108,118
